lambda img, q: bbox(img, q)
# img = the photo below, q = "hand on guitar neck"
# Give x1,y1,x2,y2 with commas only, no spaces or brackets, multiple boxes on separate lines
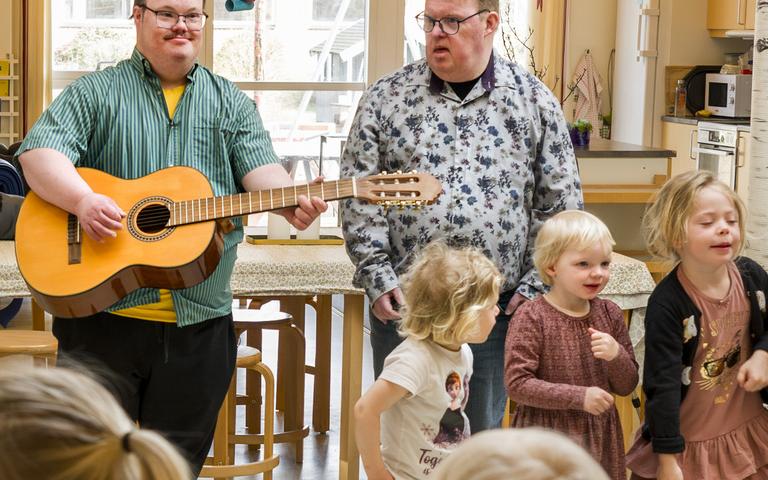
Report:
270,175,328,231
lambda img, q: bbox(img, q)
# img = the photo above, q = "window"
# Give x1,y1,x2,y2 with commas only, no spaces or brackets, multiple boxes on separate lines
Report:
211,1,367,163
312,0,365,22
52,0,134,77
86,0,132,19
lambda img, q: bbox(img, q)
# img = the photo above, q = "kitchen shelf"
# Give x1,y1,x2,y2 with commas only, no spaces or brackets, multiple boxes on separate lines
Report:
0,56,20,147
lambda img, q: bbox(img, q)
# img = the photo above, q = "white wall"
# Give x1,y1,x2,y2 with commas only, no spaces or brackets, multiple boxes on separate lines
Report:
563,0,617,122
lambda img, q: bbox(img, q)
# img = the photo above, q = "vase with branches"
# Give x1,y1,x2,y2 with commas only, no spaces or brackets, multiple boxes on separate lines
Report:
500,3,583,106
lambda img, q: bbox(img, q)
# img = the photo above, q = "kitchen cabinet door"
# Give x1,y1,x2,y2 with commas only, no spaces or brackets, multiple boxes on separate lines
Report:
662,121,698,178
746,0,756,29
707,0,750,35
736,130,751,207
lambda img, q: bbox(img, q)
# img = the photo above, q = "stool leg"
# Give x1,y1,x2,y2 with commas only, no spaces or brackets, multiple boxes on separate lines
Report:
227,371,237,464
255,362,276,480
212,394,230,479
277,297,306,412
313,295,332,433
282,324,306,463
245,328,263,441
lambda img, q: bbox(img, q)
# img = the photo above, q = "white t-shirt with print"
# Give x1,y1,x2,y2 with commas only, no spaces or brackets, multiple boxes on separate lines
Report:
379,336,474,480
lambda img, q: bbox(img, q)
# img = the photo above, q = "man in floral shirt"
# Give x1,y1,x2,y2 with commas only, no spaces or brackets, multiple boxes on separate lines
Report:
341,0,583,433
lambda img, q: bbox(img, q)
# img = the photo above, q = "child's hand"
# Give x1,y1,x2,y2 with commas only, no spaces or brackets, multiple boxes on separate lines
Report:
657,454,683,480
583,386,614,415
367,468,395,480
737,350,768,392
588,327,620,361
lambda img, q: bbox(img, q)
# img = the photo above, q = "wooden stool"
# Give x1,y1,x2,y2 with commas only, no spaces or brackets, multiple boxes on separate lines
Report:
0,330,58,366
236,294,333,434
232,308,309,462
200,346,279,479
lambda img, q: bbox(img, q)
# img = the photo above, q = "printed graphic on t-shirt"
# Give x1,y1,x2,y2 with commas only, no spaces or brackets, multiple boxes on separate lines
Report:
432,371,470,446
412,371,471,476
697,327,742,403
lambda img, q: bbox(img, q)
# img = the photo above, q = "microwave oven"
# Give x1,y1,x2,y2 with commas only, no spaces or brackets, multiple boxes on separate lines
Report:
705,73,752,118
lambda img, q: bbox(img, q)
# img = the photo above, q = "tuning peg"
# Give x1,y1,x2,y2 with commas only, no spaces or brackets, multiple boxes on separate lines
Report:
410,169,418,174
396,170,402,174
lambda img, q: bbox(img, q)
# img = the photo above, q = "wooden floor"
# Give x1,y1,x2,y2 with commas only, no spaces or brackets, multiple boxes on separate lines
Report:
4,297,376,480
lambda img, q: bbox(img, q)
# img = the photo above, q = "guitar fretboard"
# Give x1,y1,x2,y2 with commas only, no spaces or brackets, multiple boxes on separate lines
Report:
166,178,356,227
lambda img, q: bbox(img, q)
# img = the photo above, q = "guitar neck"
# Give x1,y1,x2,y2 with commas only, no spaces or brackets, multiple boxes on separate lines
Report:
166,178,357,227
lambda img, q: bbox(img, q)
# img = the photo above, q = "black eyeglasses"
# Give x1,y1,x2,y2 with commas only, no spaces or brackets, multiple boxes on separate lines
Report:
415,9,489,35
701,343,741,378
141,5,208,31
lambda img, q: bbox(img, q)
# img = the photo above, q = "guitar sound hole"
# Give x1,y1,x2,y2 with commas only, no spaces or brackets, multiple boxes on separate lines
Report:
136,204,171,234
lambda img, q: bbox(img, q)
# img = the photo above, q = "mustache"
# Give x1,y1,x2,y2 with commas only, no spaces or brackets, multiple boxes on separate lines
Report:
163,33,190,40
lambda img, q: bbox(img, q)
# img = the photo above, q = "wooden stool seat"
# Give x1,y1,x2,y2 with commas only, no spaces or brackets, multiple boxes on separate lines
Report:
236,345,262,366
0,330,57,356
232,308,309,463
200,345,279,479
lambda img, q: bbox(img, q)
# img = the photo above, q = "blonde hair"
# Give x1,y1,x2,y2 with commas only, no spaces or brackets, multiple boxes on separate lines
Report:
643,170,746,263
0,365,191,480
432,428,610,480
398,242,502,345
533,210,615,285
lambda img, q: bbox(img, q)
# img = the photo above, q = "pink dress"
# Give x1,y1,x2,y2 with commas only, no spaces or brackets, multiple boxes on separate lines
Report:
626,264,768,479
505,297,639,480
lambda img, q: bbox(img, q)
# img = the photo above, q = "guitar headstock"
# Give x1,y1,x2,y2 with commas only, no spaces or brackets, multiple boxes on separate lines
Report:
357,171,443,208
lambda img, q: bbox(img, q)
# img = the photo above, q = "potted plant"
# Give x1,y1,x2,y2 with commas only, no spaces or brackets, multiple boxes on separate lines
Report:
568,119,592,147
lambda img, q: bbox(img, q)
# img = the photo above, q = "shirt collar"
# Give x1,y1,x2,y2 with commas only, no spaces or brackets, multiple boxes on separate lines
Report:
428,53,496,94
129,47,199,84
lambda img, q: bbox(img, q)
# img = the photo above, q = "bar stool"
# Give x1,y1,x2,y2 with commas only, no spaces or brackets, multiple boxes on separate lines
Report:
232,307,309,462
200,345,279,479
0,330,58,366
236,294,333,434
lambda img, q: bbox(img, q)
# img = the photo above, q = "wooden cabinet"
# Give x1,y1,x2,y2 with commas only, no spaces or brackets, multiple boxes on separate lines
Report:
736,130,751,207
708,0,755,36
661,121,698,178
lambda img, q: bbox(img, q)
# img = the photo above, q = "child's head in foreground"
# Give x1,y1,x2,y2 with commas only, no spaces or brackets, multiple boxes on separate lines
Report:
432,427,610,480
0,364,190,480
398,242,503,346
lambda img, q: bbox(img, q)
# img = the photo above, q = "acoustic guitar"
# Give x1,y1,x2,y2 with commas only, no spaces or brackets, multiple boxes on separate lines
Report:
15,166,442,318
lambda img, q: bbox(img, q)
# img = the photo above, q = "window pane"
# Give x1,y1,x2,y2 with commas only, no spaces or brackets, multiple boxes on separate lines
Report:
86,0,131,19
403,0,526,64
52,0,134,71
243,90,358,163
213,2,366,82
243,89,360,227
313,0,365,22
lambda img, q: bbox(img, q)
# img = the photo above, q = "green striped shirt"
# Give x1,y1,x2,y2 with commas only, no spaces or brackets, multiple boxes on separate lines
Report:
18,48,279,326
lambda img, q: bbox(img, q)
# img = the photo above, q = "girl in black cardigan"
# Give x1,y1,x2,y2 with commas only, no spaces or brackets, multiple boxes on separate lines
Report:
626,171,768,480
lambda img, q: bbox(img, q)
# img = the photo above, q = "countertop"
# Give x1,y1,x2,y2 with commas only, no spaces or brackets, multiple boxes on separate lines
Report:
662,115,751,131
574,137,674,158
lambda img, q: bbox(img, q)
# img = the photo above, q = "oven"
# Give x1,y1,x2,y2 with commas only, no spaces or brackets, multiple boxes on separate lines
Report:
693,122,738,189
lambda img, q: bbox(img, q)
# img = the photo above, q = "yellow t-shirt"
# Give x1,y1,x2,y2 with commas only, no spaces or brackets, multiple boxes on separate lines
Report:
111,85,186,323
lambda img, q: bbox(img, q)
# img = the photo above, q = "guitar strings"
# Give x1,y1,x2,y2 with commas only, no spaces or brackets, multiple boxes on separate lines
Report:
132,185,360,225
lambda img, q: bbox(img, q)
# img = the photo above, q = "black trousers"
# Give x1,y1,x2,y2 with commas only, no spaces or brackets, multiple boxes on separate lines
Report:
52,311,237,475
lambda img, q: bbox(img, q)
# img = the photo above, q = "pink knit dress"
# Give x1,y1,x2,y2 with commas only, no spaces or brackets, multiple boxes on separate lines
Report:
505,296,639,480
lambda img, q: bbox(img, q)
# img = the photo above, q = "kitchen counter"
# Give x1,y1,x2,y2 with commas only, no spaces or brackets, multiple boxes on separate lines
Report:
574,137,674,158
662,115,751,131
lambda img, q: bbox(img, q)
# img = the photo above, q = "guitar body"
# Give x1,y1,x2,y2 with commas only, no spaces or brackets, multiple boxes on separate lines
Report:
15,167,223,318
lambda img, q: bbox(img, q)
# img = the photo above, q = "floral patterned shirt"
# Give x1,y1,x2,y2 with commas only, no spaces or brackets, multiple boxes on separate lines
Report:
341,53,583,303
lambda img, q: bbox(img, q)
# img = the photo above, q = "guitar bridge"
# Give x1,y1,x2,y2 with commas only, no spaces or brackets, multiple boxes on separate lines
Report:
67,214,81,264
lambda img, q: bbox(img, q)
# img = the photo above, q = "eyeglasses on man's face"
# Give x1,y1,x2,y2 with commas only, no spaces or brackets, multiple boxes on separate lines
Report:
415,9,489,35
142,5,208,31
